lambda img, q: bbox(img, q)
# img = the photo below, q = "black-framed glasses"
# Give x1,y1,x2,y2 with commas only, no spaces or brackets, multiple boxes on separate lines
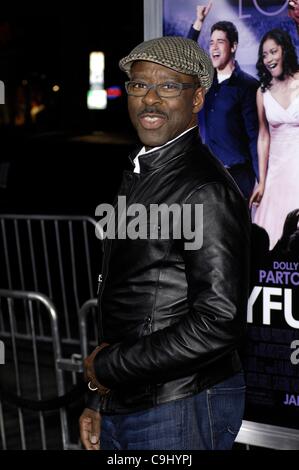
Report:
125,81,200,98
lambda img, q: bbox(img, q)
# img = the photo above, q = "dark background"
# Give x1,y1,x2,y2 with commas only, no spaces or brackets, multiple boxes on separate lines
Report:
0,1,144,215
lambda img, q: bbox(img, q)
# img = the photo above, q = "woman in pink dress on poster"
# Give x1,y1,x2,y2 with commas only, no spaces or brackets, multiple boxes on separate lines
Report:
250,29,299,250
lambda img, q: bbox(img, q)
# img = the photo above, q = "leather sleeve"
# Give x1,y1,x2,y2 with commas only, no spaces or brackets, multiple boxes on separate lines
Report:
93,182,250,389
85,390,101,412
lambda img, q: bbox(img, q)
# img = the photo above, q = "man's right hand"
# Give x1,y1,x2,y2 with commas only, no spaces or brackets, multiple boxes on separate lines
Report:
193,2,212,31
79,407,101,450
288,0,299,34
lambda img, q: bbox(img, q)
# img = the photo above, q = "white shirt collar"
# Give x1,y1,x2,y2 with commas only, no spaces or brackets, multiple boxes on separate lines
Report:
217,72,233,84
133,126,197,174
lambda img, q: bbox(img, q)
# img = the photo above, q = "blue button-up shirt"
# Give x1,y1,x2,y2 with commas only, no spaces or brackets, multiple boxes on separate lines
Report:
188,27,259,179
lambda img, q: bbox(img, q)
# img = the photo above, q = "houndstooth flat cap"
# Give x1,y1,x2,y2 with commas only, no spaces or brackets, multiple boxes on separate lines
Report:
119,36,214,92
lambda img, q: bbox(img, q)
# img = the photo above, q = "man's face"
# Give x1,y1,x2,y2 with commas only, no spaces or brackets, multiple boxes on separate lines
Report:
209,29,236,70
127,61,204,149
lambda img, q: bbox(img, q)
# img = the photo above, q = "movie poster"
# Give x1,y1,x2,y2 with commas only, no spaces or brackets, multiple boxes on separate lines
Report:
163,0,299,430
164,0,299,76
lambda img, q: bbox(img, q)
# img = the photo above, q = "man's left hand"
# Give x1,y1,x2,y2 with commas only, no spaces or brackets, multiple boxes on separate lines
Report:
79,408,101,450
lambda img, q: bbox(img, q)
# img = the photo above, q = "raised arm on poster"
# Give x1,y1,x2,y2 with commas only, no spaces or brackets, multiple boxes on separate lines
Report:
288,0,299,35
193,1,212,32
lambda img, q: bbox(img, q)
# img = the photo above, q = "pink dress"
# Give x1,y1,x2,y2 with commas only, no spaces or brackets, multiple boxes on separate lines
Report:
253,89,299,250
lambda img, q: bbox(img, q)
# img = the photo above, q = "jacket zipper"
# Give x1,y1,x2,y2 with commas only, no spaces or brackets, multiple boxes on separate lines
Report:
98,172,140,342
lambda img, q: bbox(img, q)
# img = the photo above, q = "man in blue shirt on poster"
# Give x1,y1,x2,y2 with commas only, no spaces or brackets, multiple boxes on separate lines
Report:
188,2,259,199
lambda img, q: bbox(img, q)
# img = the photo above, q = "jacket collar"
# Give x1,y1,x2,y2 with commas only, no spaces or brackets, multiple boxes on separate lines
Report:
128,127,200,174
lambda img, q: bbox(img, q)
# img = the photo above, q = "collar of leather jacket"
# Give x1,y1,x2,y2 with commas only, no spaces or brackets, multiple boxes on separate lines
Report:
128,127,201,174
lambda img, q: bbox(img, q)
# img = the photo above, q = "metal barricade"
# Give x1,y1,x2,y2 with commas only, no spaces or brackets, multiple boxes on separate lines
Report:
0,214,100,345
79,298,98,359
0,289,84,450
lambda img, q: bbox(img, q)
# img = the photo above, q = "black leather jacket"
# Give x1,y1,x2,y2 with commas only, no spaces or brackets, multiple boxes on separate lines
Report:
87,127,250,414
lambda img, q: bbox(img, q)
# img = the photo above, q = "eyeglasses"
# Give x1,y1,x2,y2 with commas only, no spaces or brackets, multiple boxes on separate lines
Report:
125,81,200,98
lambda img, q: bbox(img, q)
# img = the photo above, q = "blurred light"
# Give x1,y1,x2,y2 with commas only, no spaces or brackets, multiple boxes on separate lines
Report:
0,81,4,105
88,51,106,110
107,86,122,100
52,85,60,92
90,52,104,86
22,80,28,86
87,89,107,110
30,104,45,122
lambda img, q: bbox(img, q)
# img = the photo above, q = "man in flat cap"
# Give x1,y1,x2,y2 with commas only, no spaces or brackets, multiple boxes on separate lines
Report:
80,36,250,450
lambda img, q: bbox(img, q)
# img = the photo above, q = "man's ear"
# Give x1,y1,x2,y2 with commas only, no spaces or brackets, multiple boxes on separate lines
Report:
231,42,238,55
193,86,205,113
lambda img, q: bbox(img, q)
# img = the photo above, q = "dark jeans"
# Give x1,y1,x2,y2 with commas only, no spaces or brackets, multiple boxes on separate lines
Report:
100,372,245,450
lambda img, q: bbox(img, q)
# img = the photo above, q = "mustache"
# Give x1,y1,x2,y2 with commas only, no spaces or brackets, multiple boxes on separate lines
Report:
138,107,168,118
